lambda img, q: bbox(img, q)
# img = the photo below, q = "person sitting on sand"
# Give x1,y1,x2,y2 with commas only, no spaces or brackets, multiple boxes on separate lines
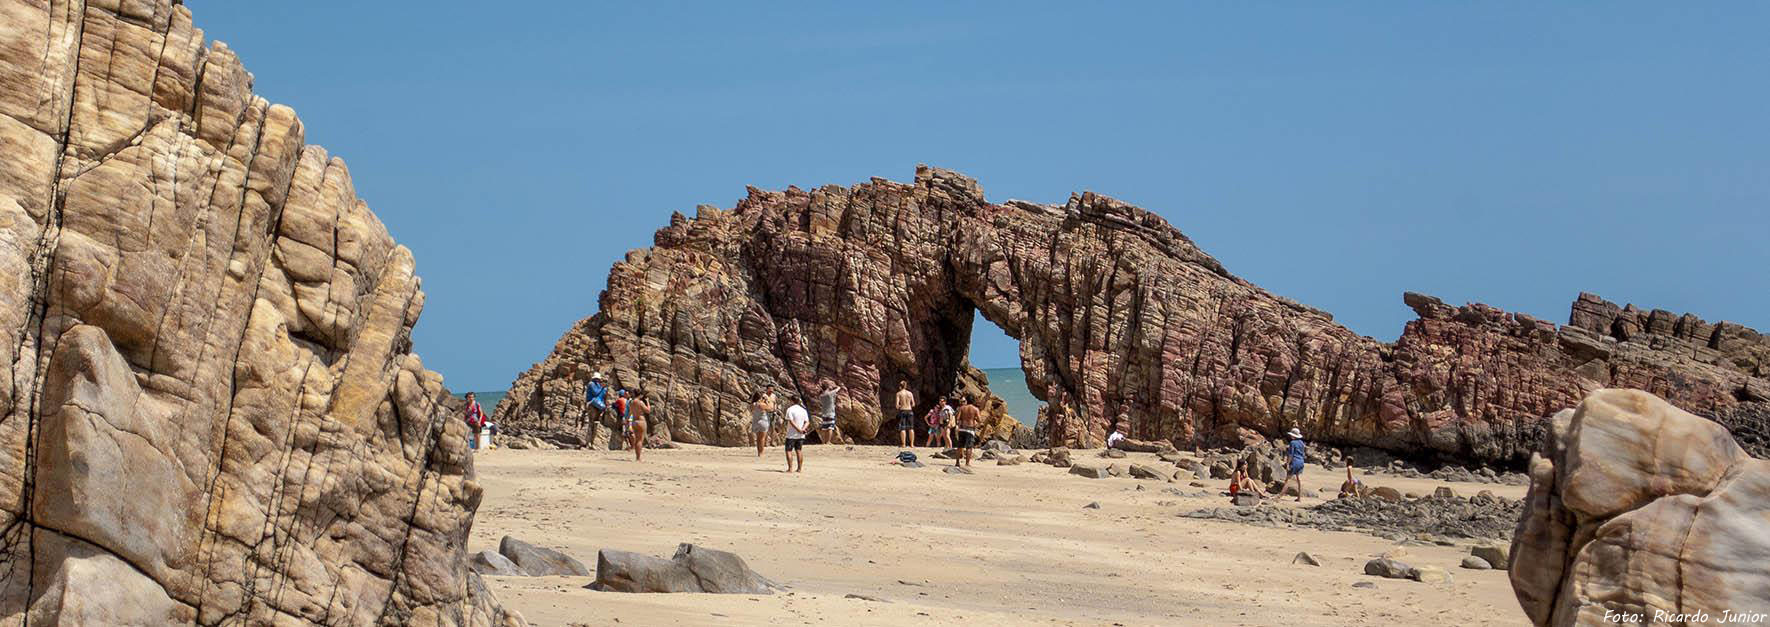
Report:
1338,464,1361,498
894,380,916,449
922,395,948,448
750,388,776,457
628,389,650,462
782,395,811,472
1230,458,1267,499
816,380,842,444
1283,427,1306,502
583,372,608,431
954,395,982,468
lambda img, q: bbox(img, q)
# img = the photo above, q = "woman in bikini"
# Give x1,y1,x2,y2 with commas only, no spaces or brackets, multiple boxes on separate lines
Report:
628,389,651,462
1230,458,1267,499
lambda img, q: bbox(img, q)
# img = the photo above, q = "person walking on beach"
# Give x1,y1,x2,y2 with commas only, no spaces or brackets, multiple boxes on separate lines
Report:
628,390,651,462
894,381,916,448
583,372,608,431
1283,427,1306,501
610,389,629,450
782,395,811,472
954,395,981,468
816,380,842,444
464,392,489,450
750,388,777,457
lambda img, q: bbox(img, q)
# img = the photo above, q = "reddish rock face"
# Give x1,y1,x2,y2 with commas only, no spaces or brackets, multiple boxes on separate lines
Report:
496,166,1768,464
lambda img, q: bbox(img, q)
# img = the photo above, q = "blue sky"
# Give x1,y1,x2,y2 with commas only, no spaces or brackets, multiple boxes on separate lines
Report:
186,2,1769,390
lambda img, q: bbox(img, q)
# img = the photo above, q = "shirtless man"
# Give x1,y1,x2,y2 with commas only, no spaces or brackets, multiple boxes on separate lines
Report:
893,381,916,448
954,395,982,468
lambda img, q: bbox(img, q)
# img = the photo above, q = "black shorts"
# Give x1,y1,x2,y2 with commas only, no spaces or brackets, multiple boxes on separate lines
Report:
785,438,804,452
897,411,914,430
955,429,977,449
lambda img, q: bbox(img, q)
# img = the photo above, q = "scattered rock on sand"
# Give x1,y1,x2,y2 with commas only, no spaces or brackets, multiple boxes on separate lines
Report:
591,544,777,594
1101,448,1127,459
1232,494,1261,507
1460,556,1492,570
1292,552,1321,566
1107,462,1129,477
1069,465,1110,479
1410,566,1452,584
1364,558,1413,579
1352,581,1376,589
943,466,975,475
1128,464,1169,480
844,593,889,603
996,456,1023,466
1470,543,1509,570
1084,502,1101,509
1368,486,1403,502
500,536,590,577
470,550,525,577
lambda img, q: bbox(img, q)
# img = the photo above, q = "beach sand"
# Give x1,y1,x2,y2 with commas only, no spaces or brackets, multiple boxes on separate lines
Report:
470,445,1531,626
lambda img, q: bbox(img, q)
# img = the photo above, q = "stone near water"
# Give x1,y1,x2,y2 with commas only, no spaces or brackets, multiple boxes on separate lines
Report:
1461,556,1492,570
471,550,526,577
1364,558,1413,580
1511,390,1770,627
1292,552,1321,566
591,544,777,594
501,536,591,577
1069,465,1110,479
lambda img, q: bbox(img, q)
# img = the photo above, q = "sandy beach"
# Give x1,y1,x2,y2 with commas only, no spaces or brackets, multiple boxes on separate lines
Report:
469,445,1531,626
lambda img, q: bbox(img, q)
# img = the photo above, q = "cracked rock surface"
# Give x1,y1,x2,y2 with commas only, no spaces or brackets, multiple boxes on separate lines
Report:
496,165,1768,465
0,2,515,625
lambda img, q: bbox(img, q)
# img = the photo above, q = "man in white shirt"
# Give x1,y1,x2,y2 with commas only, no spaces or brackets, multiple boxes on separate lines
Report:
783,397,811,473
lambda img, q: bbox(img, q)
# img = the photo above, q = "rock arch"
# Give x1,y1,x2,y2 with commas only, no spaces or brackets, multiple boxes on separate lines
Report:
497,166,1769,465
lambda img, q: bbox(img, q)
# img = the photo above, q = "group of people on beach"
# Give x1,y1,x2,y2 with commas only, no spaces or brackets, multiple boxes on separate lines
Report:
744,380,985,472
579,372,653,460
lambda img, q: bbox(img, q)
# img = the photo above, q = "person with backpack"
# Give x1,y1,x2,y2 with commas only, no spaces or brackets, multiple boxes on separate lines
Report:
464,392,488,450
584,372,608,431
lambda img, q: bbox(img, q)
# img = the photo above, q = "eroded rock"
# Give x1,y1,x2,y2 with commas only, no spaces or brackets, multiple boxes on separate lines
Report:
590,544,777,594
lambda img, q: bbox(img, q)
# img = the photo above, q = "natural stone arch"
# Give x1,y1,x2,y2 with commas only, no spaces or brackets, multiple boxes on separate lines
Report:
497,166,1770,464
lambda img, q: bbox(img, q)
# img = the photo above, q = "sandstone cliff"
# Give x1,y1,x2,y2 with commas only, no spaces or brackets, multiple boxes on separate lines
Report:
497,166,1767,465
0,2,513,624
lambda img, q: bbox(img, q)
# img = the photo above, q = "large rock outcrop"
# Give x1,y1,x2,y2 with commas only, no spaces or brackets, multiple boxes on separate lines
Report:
496,166,1767,464
1510,389,1770,625
0,2,513,625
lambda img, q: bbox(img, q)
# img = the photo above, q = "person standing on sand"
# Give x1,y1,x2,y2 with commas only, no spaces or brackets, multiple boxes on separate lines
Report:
894,381,916,448
816,380,842,444
628,390,650,462
610,390,629,450
954,396,982,468
782,396,811,472
750,388,776,457
1283,427,1306,501
464,392,488,450
922,395,947,448
940,397,957,449
583,372,608,431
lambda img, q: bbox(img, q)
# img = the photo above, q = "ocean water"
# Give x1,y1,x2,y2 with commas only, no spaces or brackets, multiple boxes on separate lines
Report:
460,370,1039,426
980,367,1040,427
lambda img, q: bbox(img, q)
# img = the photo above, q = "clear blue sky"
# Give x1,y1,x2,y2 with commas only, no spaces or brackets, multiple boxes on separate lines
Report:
186,2,1769,390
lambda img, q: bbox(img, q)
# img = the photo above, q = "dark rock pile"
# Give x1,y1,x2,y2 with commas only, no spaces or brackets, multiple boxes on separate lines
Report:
1184,493,1525,542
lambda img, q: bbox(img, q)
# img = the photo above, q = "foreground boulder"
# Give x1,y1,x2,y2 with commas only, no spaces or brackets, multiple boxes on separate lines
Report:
590,544,777,594
1511,389,1770,626
0,2,515,624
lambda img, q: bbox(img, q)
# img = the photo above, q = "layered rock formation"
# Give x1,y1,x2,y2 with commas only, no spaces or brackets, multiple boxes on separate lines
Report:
0,2,512,625
1510,389,1770,625
498,166,1767,464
